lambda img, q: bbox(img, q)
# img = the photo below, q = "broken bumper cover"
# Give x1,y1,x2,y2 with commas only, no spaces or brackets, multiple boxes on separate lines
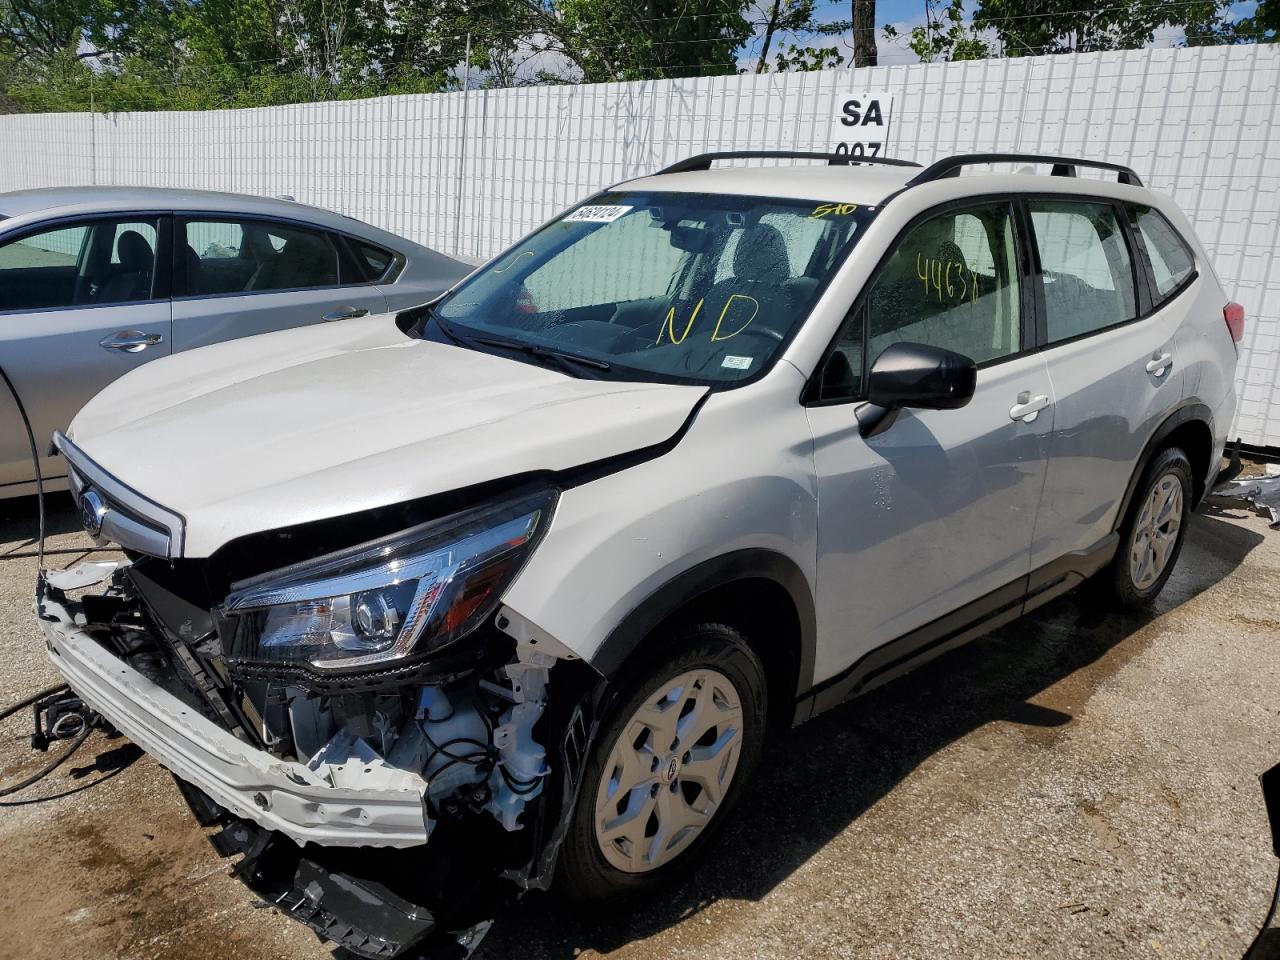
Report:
36,577,431,849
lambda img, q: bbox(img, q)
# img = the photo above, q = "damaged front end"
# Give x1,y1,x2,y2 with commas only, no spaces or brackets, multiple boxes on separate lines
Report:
36,487,602,959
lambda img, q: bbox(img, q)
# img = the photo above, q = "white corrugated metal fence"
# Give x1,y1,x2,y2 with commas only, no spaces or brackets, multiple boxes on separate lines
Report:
1,45,1278,446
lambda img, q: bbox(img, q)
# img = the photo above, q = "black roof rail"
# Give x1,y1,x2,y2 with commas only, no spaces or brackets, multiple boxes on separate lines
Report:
656,151,923,175
906,153,1143,188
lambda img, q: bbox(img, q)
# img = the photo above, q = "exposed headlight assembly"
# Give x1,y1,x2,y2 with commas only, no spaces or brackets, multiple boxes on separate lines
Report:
221,488,557,673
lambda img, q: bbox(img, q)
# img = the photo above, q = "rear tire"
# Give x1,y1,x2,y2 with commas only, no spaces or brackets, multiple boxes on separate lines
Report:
556,623,766,904
1104,446,1193,609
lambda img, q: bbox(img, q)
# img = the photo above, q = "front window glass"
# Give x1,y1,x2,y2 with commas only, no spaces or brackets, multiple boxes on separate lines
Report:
434,191,872,385
0,218,159,312
867,203,1022,366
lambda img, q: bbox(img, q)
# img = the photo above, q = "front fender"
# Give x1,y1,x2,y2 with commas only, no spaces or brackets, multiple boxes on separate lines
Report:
499,368,819,689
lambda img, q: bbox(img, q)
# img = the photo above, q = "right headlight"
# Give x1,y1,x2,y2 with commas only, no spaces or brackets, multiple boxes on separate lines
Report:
221,488,557,673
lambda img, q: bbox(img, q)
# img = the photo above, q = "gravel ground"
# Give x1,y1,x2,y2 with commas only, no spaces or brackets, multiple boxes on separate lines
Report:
0,489,1277,960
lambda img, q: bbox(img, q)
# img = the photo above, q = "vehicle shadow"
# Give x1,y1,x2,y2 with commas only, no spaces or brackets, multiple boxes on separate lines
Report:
476,511,1267,959
0,493,116,562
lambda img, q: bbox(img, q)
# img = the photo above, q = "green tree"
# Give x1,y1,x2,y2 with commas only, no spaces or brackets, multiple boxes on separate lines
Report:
515,0,752,81
852,0,875,66
1193,0,1280,44
973,0,1227,56
754,0,850,73
883,0,988,61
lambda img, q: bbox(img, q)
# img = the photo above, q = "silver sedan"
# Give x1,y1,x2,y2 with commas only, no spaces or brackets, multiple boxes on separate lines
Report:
0,187,470,497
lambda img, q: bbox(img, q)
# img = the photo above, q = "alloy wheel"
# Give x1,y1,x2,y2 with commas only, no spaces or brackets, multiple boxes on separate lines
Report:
593,668,744,874
1129,472,1184,591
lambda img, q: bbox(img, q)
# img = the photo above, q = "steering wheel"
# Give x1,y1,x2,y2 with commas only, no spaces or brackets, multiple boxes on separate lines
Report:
719,325,785,346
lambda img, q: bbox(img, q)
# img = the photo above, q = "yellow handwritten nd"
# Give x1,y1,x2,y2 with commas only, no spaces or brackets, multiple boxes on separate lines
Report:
656,298,704,344
711,294,758,341
655,294,760,344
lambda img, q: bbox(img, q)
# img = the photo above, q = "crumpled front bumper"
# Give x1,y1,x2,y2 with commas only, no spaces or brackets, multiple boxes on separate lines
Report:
35,573,430,849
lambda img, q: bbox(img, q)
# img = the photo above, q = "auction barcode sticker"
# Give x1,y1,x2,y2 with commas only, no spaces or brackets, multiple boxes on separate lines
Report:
564,205,633,223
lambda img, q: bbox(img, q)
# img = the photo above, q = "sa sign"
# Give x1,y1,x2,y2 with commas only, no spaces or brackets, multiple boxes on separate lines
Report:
833,94,892,159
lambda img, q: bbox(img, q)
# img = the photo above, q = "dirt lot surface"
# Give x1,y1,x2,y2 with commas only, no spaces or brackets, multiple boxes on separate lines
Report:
1,490,1278,960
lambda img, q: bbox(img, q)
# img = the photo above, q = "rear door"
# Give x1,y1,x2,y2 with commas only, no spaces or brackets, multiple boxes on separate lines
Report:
1026,197,1184,568
806,199,1054,688
0,214,171,491
171,215,388,352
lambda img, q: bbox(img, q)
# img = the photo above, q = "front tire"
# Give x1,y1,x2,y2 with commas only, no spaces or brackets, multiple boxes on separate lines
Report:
557,623,767,903
1105,446,1193,609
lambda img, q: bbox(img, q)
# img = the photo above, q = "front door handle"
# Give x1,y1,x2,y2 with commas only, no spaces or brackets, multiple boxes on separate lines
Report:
1146,352,1173,377
100,330,163,353
321,306,370,322
1009,391,1050,423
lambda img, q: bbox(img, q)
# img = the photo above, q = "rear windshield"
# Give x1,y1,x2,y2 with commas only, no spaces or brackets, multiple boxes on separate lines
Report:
434,190,873,385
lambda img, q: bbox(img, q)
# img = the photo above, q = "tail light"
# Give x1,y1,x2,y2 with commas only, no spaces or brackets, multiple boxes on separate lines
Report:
1224,302,1245,342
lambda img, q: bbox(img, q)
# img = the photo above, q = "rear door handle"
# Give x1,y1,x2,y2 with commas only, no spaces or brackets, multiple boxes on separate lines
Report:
1009,391,1050,423
321,306,370,322
100,330,163,353
1146,352,1173,377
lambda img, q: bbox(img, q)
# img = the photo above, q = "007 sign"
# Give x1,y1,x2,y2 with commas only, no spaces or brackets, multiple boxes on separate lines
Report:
832,95,891,159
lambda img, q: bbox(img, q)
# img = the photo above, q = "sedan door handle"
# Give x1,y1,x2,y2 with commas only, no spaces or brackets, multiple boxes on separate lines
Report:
1146,352,1173,377
99,330,163,353
321,306,370,322
1009,391,1050,423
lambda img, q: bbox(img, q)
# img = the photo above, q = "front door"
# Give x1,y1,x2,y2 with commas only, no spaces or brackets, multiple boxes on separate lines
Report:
0,215,171,491
805,199,1053,690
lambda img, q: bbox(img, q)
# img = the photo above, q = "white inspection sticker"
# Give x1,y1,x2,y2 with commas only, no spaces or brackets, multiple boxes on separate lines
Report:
722,355,753,370
563,204,633,223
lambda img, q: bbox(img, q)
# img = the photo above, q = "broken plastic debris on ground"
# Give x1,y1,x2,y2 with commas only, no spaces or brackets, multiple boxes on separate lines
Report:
1211,463,1280,527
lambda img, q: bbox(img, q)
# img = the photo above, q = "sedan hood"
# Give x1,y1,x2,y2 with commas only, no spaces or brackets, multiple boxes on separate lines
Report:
67,314,706,557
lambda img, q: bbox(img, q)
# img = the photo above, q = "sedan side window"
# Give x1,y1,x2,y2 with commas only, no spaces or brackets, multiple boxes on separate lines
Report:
0,218,160,313
1029,200,1137,343
181,219,350,297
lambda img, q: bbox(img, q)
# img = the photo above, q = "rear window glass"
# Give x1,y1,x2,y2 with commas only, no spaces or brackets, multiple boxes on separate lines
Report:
1133,207,1195,300
354,241,396,280
1029,200,1138,344
181,218,346,296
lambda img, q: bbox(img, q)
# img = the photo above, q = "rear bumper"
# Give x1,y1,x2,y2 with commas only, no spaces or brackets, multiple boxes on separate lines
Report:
36,574,430,849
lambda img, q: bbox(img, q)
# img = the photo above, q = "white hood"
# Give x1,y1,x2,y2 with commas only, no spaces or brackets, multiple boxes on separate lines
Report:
68,314,706,556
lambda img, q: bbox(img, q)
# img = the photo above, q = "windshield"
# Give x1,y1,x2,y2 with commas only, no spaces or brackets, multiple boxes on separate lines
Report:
433,190,874,385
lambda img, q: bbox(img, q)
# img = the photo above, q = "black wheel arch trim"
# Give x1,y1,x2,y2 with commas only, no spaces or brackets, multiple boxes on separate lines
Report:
590,548,817,702
1114,399,1215,526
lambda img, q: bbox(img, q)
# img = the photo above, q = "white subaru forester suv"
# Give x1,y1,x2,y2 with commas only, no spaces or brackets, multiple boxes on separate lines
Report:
37,152,1241,958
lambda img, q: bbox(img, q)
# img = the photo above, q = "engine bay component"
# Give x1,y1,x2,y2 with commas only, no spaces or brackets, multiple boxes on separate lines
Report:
35,540,590,959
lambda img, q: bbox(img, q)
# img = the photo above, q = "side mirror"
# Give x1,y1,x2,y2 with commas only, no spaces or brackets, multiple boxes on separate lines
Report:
856,341,977,439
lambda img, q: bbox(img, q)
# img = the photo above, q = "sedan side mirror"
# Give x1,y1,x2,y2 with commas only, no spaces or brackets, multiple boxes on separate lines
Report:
856,341,977,439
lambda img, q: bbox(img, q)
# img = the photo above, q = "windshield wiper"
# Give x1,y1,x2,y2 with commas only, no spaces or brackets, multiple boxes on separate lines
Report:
470,335,612,375
431,312,611,376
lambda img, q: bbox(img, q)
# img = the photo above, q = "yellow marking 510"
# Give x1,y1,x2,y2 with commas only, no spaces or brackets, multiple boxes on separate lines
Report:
811,202,858,219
